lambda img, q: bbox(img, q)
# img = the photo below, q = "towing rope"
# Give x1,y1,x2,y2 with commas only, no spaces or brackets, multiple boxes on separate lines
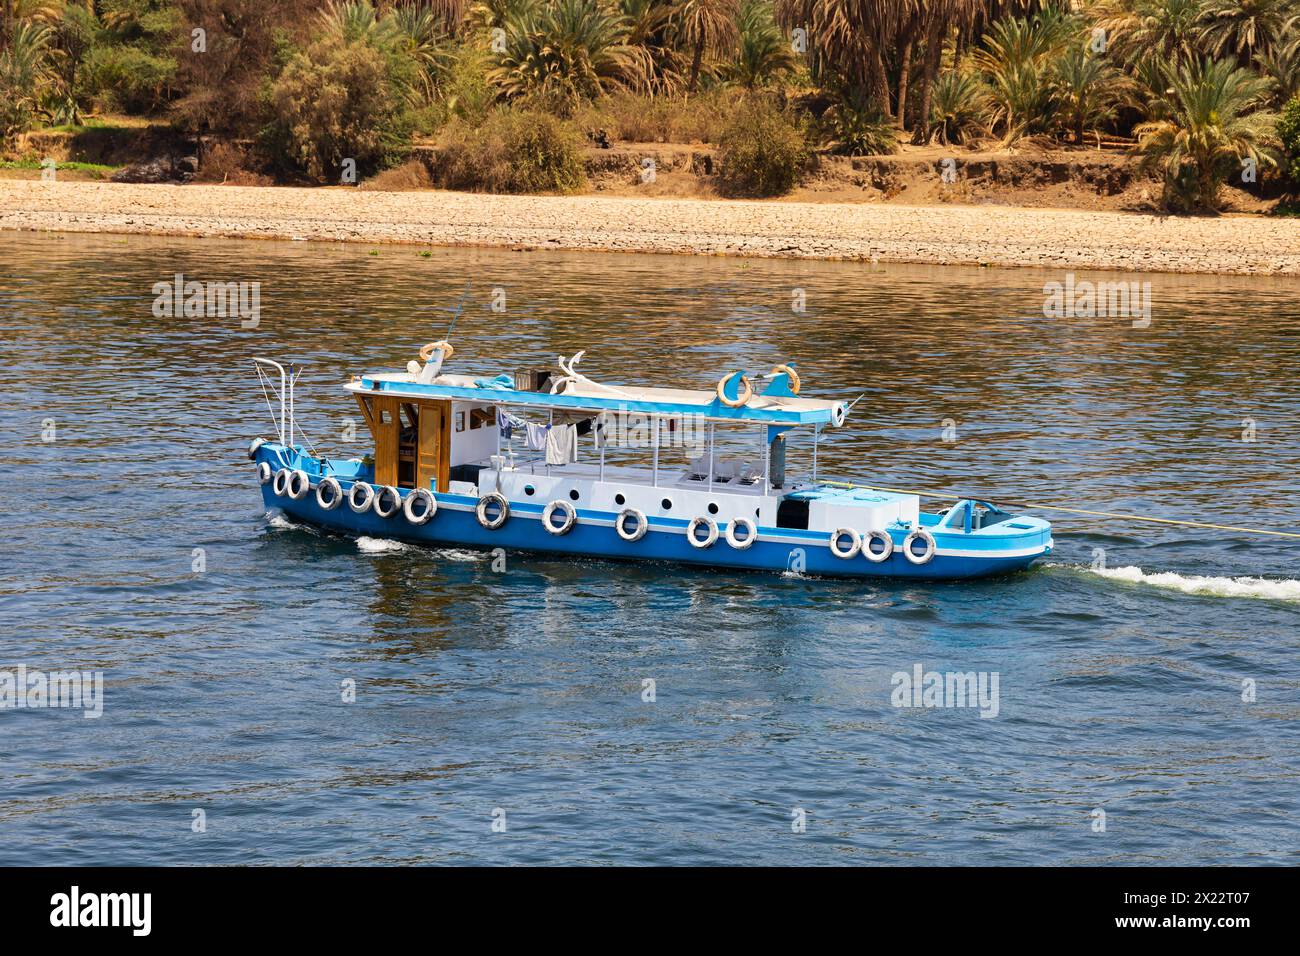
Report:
821,481,1300,541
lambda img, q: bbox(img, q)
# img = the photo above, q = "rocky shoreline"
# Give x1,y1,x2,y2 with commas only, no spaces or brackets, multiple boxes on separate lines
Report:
2,180,1299,276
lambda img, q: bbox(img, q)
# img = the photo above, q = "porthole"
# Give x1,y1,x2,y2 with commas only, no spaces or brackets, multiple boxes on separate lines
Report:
615,493,626,505
661,498,672,510
524,485,535,496
707,502,719,515
569,489,580,501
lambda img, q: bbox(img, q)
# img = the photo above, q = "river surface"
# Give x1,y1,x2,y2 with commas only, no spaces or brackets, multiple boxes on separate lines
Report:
1,230,1298,865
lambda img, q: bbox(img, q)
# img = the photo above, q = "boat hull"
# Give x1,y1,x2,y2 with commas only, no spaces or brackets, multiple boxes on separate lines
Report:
258,475,1050,581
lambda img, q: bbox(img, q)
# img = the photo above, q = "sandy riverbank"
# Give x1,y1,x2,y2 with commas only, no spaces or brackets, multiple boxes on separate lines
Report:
2,180,1299,276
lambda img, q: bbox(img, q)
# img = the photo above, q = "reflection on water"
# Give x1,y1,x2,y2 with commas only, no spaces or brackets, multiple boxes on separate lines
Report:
0,231,1297,865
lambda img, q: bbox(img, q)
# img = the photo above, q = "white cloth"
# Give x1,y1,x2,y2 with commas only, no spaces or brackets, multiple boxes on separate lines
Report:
546,424,577,465
525,422,548,451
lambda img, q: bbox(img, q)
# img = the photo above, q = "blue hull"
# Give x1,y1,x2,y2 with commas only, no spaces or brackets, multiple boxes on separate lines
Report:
255,449,1050,581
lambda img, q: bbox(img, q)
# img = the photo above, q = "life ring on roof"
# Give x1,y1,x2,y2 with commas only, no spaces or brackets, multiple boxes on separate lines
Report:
476,492,510,530
542,499,577,535
829,527,861,559
902,528,937,565
770,364,801,394
716,373,752,408
316,476,343,510
419,340,455,362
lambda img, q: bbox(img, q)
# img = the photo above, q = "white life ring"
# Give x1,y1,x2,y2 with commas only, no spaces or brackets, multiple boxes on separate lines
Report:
902,528,937,565
403,487,437,525
476,493,510,530
615,508,648,542
287,469,311,500
686,515,718,548
348,481,375,513
257,461,273,485
829,527,861,559
542,499,577,535
725,516,758,550
248,437,265,460
862,528,894,563
316,476,343,510
373,484,401,518
272,467,291,497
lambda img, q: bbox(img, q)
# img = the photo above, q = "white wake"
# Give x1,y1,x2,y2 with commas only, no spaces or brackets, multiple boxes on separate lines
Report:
1088,565,1300,602
356,536,408,554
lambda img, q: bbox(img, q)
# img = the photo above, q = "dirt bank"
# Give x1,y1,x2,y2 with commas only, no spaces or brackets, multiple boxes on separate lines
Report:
2,179,1298,276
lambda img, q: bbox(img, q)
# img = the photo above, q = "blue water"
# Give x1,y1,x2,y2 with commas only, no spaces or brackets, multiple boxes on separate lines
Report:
1,231,1297,865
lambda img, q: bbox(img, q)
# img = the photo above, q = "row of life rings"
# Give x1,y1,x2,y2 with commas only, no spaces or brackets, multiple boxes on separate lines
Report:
473,492,760,550
828,526,935,565
263,466,931,563
263,467,440,525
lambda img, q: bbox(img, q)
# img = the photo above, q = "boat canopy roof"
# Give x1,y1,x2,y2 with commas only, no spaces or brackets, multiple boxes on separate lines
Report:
346,372,849,427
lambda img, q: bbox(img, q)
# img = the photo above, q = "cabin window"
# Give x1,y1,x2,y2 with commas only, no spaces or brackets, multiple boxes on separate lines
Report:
568,489,580,501
454,411,465,432
524,485,535,496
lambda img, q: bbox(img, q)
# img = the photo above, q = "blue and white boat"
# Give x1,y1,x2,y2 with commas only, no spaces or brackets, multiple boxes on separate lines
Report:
249,343,1052,579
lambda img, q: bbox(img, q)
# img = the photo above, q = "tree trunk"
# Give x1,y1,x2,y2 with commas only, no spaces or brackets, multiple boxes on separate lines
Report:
688,38,704,94
912,14,945,144
871,42,892,119
897,36,914,129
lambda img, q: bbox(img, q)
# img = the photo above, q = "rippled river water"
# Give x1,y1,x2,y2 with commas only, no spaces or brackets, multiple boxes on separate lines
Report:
1,230,1298,865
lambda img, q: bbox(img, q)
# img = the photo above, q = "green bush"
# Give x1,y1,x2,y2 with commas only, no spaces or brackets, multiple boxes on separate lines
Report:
572,90,741,144
1279,96,1300,186
717,99,808,197
434,109,586,194
822,88,898,155
264,32,417,180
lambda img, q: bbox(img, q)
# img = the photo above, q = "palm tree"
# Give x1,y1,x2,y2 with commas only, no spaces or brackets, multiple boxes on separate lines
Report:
1093,0,1204,69
972,8,1076,142
929,67,990,143
673,0,739,93
1134,55,1279,210
490,0,639,109
775,0,911,118
0,19,51,142
386,3,456,102
620,0,684,92
1050,44,1128,144
728,0,797,88
1195,0,1296,65
912,0,987,143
